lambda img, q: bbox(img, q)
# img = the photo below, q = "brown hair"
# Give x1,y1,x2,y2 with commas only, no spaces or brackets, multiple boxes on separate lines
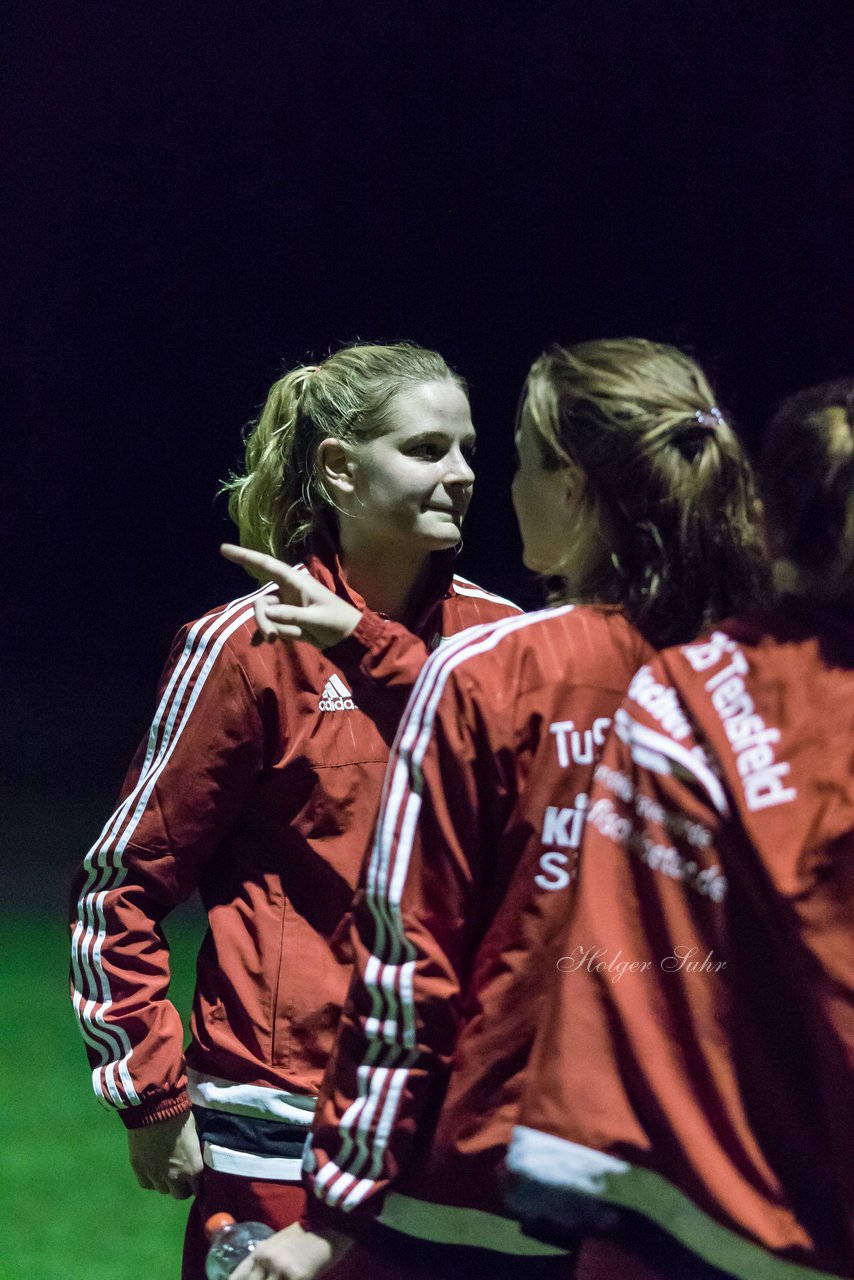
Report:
223,342,467,566
524,337,769,646
760,378,854,599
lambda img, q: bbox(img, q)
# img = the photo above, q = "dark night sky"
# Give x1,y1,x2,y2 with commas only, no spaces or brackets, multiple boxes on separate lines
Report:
5,0,854,900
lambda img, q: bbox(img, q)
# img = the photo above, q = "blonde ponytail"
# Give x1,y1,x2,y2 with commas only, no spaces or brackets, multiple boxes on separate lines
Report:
226,364,322,563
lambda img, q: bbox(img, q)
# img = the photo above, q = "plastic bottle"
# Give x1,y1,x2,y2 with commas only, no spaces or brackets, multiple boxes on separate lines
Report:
204,1212,275,1279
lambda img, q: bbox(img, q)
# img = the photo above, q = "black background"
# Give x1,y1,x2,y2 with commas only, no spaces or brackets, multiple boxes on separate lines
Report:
5,0,854,899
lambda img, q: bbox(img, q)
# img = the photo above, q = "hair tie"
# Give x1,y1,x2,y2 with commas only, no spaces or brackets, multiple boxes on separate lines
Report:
693,407,726,432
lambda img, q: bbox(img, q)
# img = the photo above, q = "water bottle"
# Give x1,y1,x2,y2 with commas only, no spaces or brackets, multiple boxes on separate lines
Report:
204,1212,275,1279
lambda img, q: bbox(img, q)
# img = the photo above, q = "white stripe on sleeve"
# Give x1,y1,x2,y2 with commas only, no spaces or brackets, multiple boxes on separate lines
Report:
71,584,273,1107
317,607,574,1204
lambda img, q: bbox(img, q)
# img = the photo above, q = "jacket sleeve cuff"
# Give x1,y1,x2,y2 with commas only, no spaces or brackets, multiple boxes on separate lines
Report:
326,611,427,690
325,610,389,666
119,1087,192,1130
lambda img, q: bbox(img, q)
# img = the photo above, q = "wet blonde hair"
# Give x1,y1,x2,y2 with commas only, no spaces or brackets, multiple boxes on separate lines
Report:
761,378,854,600
524,337,769,646
224,342,467,565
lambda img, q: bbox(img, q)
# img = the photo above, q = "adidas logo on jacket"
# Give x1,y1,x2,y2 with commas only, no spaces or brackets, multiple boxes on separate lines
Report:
319,675,355,711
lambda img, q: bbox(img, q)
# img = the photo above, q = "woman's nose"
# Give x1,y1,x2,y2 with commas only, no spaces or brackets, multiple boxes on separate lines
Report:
447,450,475,485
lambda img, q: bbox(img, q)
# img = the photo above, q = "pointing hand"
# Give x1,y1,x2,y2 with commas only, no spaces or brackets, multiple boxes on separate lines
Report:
220,544,362,651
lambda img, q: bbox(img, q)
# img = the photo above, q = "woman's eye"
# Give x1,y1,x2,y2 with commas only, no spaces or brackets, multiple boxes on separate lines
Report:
412,444,443,459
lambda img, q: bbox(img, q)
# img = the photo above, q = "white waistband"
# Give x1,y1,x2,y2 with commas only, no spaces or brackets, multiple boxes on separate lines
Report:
203,1142,304,1182
188,1068,316,1125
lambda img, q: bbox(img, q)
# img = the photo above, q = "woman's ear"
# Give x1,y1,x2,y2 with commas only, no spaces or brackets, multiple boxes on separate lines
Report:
560,466,578,507
316,438,356,498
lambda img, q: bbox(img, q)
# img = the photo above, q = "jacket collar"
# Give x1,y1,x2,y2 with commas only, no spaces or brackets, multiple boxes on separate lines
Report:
303,530,457,638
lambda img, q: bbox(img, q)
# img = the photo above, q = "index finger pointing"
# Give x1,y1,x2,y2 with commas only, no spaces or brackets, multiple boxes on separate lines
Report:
220,544,305,592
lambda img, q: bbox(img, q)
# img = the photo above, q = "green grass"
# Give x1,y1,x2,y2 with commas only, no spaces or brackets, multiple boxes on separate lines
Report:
1,908,204,1279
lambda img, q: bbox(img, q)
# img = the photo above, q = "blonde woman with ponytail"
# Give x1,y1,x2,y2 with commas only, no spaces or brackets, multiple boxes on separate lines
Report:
221,338,770,1280
69,342,520,1278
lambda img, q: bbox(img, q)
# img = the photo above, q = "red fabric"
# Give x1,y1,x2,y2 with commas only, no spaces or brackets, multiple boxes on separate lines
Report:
572,1233,736,1280
69,544,519,1128
513,617,854,1276
574,1237,691,1280
305,606,652,1233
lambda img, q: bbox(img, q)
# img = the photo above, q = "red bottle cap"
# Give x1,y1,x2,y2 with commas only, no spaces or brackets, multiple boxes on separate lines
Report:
204,1212,236,1239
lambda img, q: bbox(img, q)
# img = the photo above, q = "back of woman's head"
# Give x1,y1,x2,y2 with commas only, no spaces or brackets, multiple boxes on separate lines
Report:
760,378,854,601
225,342,466,563
525,337,769,646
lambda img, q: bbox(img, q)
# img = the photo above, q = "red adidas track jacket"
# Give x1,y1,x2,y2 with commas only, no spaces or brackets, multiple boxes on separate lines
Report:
508,605,854,1280
69,542,518,1173
303,605,651,1256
